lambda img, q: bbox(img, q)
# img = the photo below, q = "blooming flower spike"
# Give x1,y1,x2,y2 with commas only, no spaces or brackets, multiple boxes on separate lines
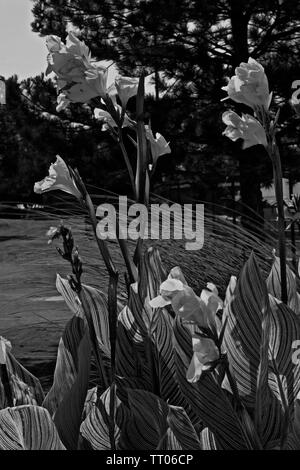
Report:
34,155,82,200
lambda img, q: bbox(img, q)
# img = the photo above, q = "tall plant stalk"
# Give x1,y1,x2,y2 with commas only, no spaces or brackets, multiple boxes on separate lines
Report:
83,191,118,450
270,144,288,304
256,107,288,304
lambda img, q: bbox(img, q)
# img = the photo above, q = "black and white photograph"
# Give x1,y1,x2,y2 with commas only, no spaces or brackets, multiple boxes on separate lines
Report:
1,0,300,457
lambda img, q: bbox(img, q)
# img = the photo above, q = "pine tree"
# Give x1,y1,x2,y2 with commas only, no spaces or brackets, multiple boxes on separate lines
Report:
30,0,300,227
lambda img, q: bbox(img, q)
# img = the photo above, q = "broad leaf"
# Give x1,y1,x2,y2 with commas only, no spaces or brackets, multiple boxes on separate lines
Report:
120,389,169,450
223,252,271,413
0,405,65,450
80,385,130,450
268,296,300,431
166,406,202,450
150,308,185,406
0,351,44,409
43,315,87,416
174,317,250,450
285,391,300,449
53,321,91,449
56,275,115,389
200,427,218,450
267,256,300,314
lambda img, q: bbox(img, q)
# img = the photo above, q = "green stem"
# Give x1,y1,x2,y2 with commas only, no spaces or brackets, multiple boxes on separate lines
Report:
133,74,148,265
85,193,118,278
269,143,288,304
118,130,137,200
257,106,287,304
84,192,118,450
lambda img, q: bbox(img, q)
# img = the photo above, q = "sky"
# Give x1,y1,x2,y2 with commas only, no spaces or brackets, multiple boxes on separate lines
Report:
0,0,47,80
0,0,154,90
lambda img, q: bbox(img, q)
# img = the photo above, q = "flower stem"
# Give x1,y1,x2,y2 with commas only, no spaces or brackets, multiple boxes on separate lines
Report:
118,130,137,200
258,106,287,304
269,143,288,304
84,192,118,450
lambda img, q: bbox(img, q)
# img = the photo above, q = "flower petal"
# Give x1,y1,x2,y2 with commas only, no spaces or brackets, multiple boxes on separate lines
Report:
148,295,171,308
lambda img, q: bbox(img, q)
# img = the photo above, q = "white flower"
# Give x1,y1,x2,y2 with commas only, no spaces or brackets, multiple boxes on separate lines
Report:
45,32,108,109
34,155,82,200
222,111,268,149
65,32,91,62
149,268,223,329
222,58,272,110
94,106,132,130
186,337,219,382
115,76,139,108
46,35,63,53
149,278,185,308
85,66,108,98
145,125,171,163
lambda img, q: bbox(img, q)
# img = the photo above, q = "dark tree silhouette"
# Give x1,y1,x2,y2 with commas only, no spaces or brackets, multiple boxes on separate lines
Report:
30,0,300,226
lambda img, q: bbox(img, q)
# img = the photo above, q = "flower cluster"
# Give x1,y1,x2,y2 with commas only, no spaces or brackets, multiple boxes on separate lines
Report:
46,33,139,113
149,266,224,382
222,57,269,149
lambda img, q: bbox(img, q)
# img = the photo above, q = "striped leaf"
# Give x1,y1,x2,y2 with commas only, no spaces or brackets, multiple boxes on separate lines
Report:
200,427,218,450
0,405,65,450
56,275,117,389
223,252,271,413
43,315,86,415
82,386,98,421
116,301,154,394
268,296,300,427
173,317,250,450
156,428,183,450
56,274,81,315
80,385,131,450
43,315,91,449
138,247,167,301
80,285,113,389
150,308,184,406
0,352,44,409
116,247,178,401
122,389,169,449
285,392,300,449
166,406,202,450
267,256,300,314
53,322,91,449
